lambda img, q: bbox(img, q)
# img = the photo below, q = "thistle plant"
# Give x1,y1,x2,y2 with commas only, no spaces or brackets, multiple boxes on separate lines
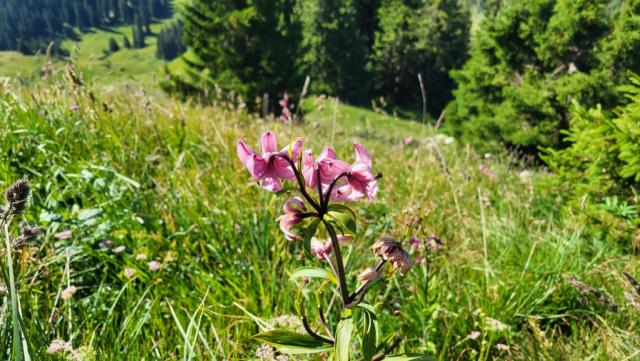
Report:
237,132,419,360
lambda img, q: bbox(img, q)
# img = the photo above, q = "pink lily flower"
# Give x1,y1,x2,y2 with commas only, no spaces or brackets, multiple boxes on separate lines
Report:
237,131,302,192
311,238,333,260
277,197,306,241
301,147,351,189
331,143,378,201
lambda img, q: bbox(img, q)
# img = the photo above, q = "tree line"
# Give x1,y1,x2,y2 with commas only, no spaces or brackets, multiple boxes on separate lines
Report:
0,0,172,54
162,0,471,118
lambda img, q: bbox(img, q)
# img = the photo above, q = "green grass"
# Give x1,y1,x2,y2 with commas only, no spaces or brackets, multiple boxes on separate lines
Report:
0,21,172,88
0,74,639,360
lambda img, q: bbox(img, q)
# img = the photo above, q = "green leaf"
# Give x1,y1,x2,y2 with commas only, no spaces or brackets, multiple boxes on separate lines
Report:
303,219,320,258
335,316,354,361
253,329,332,355
384,354,436,361
290,267,336,283
359,306,377,361
327,210,356,236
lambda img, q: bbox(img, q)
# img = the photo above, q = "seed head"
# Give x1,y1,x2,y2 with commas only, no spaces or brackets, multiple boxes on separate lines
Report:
13,225,39,248
4,179,30,214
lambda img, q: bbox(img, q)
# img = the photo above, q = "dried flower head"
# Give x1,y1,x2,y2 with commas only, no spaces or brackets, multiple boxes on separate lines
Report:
61,285,77,300
372,237,413,275
4,178,30,214
13,225,39,248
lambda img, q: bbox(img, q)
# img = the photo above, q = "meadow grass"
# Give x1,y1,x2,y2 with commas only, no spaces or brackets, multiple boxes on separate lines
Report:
0,74,639,360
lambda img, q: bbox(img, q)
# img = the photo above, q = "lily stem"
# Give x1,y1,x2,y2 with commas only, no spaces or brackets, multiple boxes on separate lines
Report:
324,221,350,306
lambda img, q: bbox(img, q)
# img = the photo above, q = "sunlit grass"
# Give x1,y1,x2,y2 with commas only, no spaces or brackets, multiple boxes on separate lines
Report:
0,75,638,359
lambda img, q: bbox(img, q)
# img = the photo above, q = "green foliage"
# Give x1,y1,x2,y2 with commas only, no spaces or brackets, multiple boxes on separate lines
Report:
298,0,371,104
446,0,640,155
542,75,640,245
164,0,303,106
372,0,470,116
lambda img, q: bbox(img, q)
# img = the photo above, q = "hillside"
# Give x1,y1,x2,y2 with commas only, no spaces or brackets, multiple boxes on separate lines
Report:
0,20,172,87
0,74,638,360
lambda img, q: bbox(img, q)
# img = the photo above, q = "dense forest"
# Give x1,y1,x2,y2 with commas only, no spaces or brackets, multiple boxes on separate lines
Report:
162,0,471,118
0,0,172,54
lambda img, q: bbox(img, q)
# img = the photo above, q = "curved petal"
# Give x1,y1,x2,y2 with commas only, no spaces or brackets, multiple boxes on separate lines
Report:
349,162,375,182
259,168,282,192
320,159,351,184
280,138,303,162
317,147,336,162
260,131,278,154
245,154,267,180
273,157,295,179
237,140,256,164
283,197,306,214
302,151,317,188
278,215,300,241
353,143,372,166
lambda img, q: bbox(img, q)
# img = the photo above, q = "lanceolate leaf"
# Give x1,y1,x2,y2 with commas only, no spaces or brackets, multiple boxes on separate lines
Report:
253,329,332,354
326,210,357,236
290,267,336,283
335,316,354,361
303,219,320,258
359,305,377,361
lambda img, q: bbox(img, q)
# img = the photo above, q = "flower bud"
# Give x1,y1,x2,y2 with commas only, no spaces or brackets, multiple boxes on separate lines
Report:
372,237,413,275
357,267,380,282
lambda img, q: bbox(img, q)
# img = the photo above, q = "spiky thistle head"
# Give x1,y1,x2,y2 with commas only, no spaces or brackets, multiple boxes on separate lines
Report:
4,178,30,214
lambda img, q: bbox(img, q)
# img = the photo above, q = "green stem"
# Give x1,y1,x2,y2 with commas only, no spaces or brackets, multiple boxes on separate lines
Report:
324,221,350,306
5,223,23,360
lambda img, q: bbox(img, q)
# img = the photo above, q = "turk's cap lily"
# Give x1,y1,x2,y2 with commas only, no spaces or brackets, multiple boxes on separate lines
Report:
372,237,413,275
301,147,351,189
310,238,333,260
277,197,307,241
237,131,302,192
329,143,378,202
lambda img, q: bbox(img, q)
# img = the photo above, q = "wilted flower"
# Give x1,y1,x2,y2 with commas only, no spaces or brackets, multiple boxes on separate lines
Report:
55,230,73,240
372,237,413,275
4,178,30,214
255,344,274,359
310,238,332,260
237,131,303,192
47,339,73,354
357,267,380,282
113,245,126,254
124,267,136,279
277,197,306,241
135,253,147,260
148,261,161,271
61,285,77,300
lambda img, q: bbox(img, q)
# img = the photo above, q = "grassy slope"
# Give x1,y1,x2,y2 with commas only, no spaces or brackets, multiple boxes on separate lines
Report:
0,76,639,360
0,21,170,87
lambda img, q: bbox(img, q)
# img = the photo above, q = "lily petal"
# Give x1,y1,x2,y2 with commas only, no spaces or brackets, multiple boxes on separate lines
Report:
260,131,278,153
